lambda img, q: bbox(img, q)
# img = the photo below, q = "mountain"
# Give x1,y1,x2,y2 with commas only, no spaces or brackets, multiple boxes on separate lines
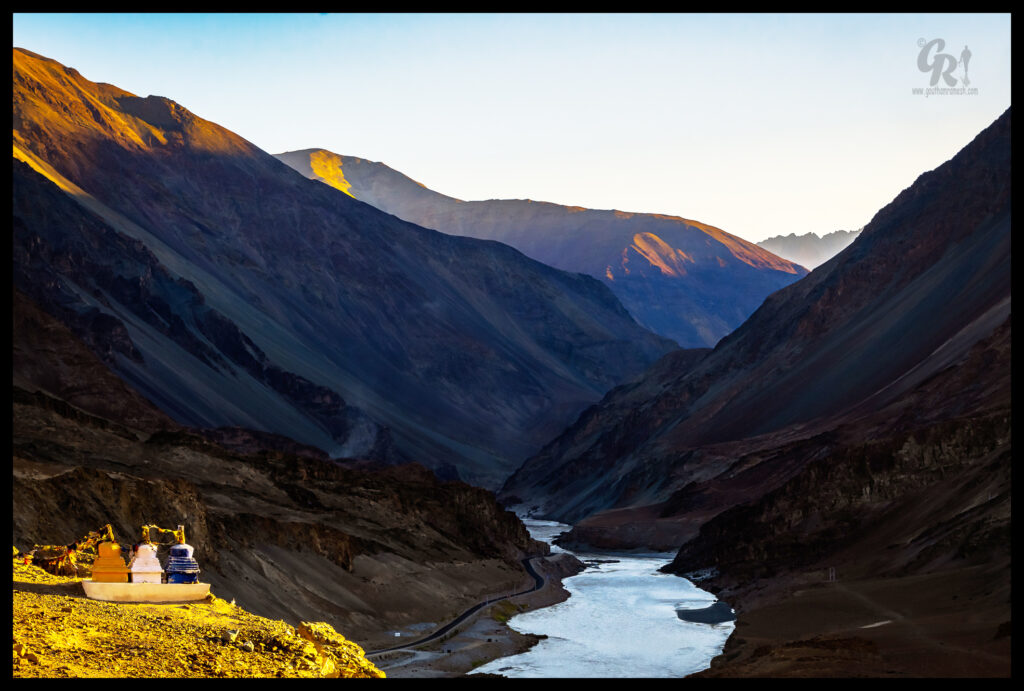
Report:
13,287,180,435
498,108,1010,674
12,381,549,652
274,149,808,348
12,140,558,652
501,107,1010,529
757,228,861,270
12,47,675,489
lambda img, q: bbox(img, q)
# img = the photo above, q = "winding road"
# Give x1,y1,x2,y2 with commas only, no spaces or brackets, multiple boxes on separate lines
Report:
366,556,546,656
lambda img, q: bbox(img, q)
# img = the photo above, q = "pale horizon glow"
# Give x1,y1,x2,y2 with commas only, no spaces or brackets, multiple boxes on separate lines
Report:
12,13,1011,242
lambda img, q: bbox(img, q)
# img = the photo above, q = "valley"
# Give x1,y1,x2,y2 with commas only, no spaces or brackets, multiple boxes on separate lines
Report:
10,26,1011,680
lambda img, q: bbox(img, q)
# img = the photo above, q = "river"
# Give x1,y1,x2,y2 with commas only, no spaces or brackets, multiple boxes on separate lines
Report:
471,519,734,678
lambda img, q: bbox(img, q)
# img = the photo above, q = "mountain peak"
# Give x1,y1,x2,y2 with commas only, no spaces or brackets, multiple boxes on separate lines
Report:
757,228,861,269
275,148,451,204
13,48,675,489
276,150,806,347
503,107,1010,526
14,47,258,159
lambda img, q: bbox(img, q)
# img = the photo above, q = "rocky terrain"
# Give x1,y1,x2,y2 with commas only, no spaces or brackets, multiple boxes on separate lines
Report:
11,43,1011,679
12,288,552,654
682,416,1010,677
275,148,807,348
12,554,384,678
12,384,554,653
503,107,1010,532
11,287,581,675
501,109,1011,676
13,47,674,489
757,228,861,270
13,287,179,435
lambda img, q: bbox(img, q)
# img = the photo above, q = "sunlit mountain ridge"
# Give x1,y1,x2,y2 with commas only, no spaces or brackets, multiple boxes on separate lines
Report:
12,47,675,489
276,148,807,348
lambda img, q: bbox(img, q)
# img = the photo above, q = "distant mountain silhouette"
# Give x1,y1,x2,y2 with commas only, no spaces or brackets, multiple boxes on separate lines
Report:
757,229,861,270
12,47,675,489
275,149,807,348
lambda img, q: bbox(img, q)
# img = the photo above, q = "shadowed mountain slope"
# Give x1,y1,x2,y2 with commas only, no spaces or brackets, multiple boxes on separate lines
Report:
12,381,549,651
275,149,808,348
500,107,1010,531
13,287,180,435
12,47,675,488
497,107,1010,678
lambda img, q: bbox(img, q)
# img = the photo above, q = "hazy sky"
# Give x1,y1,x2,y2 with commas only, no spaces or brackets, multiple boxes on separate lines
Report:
13,13,1011,242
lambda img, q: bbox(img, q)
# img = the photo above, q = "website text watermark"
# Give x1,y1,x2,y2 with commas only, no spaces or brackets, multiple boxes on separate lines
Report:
912,86,979,97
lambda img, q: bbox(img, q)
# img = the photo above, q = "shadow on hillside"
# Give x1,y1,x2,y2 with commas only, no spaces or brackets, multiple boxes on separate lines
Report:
12,579,87,598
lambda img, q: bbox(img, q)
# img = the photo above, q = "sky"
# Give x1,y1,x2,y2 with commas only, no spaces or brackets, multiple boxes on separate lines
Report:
12,13,1012,243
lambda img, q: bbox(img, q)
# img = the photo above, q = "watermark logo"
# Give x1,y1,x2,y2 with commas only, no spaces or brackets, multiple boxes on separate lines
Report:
913,38,977,96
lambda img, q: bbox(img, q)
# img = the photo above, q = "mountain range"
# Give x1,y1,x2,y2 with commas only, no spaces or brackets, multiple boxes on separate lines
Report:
12,47,675,489
11,46,605,649
12,176,554,651
12,377,548,651
274,149,808,348
10,45,1010,676
502,106,1009,533
756,228,862,270
499,108,1010,674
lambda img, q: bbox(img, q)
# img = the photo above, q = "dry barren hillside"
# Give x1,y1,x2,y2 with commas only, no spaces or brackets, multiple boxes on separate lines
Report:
276,148,807,348
13,47,674,489
498,108,1011,677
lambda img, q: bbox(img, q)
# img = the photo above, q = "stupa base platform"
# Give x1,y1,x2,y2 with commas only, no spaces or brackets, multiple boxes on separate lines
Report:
82,581,210,602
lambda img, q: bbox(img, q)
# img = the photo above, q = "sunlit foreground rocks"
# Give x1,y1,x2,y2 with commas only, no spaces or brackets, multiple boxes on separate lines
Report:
12,555,384,678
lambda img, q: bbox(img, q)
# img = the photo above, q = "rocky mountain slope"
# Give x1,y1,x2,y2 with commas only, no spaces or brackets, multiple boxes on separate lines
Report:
757,228,861,270
12,47,674,489
502,107,1009,531
498,108,1010,675
12,190,558,659
13,287,179,435
275,149,807,348
12,380,549,652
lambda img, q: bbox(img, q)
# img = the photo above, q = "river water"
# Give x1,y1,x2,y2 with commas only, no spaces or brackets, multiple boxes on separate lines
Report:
471,519,734,678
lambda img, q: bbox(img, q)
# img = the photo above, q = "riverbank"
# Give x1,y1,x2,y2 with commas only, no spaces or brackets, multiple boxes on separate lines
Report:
370,552,584,677
690,560,1011,677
